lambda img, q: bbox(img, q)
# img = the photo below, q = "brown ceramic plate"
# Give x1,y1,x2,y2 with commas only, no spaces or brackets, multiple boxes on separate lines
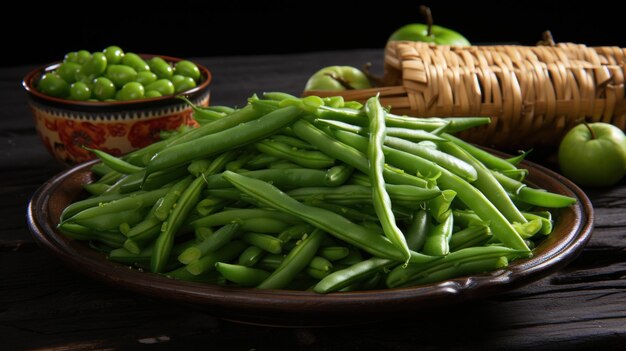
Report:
27,156,593,326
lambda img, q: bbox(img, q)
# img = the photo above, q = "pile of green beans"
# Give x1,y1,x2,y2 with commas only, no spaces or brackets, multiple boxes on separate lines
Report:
59,92,576,293
37,46,202,101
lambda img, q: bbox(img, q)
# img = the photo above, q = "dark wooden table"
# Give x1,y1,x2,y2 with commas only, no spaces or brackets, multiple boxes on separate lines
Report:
2,50,625,350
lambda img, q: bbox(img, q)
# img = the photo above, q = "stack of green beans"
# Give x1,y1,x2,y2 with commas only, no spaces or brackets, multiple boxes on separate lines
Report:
59,92,576,293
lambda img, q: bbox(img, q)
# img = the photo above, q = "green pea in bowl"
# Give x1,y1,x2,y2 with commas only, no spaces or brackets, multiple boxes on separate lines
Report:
22,54,211,166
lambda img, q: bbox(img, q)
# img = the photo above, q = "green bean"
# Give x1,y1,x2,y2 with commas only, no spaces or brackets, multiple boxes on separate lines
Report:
59,223,126,248
152,152,235,273
334,131,530,252
255,139,335,169
324,164,354,186
269,135,318,150
314,258,396,294
500,168,529,182
384,136,477,182
238,246,266,267
90,162,113,176
522,212,553,235
145,106,301,176
257,229,326,289
386,246,526,288
222,171,436,263
195,197,225,217
242,232,283,254
438,140,527,223
307,256,333,279
319,246,350,261
178,223,240,264
512,219,543,239
292,120,430,188
263,92,299,101
449,225,492,251
268,160,300,169
83,183,110,195
245,153,280,169
422,214,454,256
203,168,331,189
428,190,456,223
441,133,517,171
306,200,379,222
287,184,439,207
187,159,213,177
452,209,489,227
93,170,122,185
71,208,146,231
126,105,263,166
142,166,189,190
191,209,301,229
215,262,270,287
155,176,193,220
186,240,247,275
505,149,533,166
165,268,221,284
226,152,257,172
491,171,577,208
316,118,449,143
60,192,129,221
65,187,170,224
84,147,143,174
406,210,429,252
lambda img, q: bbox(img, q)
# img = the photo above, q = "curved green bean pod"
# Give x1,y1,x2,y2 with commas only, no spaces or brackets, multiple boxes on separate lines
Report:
222,171,436,263
151,152,236,273
406,210,430,252
257,228,326,289
84,147,143,174
186,240,248,275
441,133,517,171
449,225,492,251
324,164,354,186
215,262,270,287
335,132,529,252
314,258,396,294
178,223,241,264
491,171,577,208
255,139,335,169
292,120,430,189
386,246,526,288
422,214,454,256
145,106,301,176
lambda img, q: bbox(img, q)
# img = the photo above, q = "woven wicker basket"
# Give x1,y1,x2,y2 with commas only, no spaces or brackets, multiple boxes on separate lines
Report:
304,42,626,149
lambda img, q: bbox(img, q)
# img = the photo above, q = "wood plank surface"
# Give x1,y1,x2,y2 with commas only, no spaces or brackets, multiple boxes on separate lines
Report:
1,50,625,350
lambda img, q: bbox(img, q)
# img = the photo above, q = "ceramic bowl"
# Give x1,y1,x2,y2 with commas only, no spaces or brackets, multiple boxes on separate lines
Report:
22,55,211,166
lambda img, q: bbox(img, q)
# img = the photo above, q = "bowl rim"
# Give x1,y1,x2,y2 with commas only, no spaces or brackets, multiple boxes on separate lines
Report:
26,154,594,325
22,53,211,107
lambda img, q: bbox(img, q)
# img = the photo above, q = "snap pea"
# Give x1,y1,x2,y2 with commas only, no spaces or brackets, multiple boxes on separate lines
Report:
522,212,553,235
428,190,456,223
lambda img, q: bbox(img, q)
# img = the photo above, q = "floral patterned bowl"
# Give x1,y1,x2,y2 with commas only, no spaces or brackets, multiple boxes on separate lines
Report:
22,55,211,166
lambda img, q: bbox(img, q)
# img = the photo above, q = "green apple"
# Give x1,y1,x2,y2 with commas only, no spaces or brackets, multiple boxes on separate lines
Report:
388,6,470,46
558,123,626,187
304,66,372,91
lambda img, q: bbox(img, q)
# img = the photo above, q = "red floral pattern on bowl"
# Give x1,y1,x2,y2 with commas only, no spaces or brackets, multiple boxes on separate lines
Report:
23,55,211,166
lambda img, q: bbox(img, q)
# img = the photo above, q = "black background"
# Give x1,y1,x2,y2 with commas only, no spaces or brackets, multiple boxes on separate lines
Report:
5,1,625,66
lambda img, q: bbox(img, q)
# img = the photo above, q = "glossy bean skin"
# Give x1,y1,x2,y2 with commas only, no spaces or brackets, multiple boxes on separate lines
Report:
92,77,116,100
148,57,173,79
103,46,124,64
76,52,107,82
116,82,144,101
106,65,138,88
174,76,197,93
136,71,158,85
122,53,150,72
144,79,175,96
174,60,201,81
38,73,69,98
56,62,82,83
69,82,91,100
